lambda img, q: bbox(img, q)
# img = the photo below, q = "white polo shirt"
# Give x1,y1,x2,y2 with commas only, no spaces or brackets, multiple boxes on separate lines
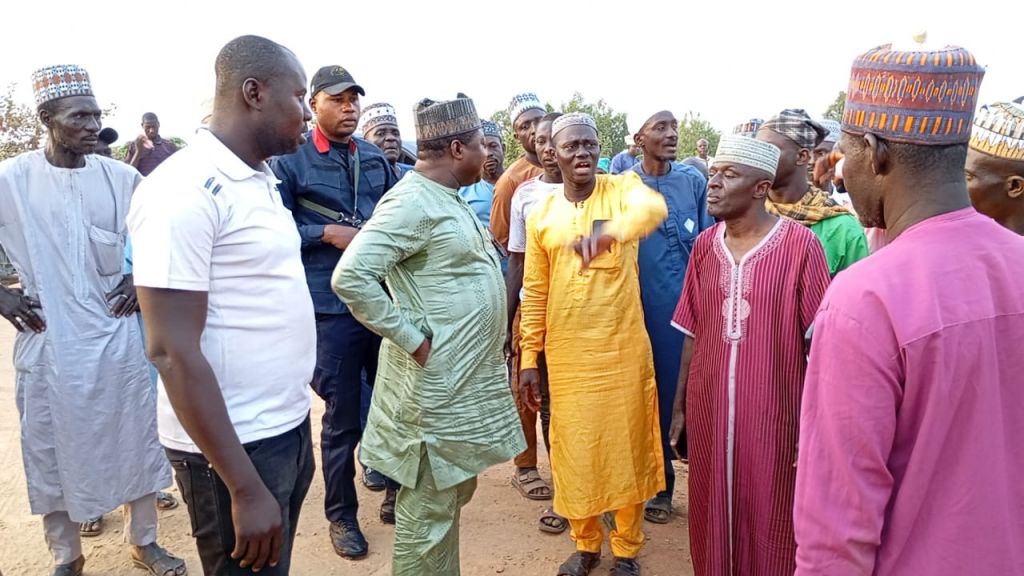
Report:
128,129,315,453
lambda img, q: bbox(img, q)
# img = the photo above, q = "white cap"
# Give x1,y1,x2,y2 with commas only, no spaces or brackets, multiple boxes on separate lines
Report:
713,134,781,177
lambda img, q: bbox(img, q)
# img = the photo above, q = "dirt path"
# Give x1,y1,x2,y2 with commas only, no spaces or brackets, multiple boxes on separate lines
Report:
0,323,693,575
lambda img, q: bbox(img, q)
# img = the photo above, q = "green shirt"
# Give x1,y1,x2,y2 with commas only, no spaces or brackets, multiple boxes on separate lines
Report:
809,212,870,275
332,171,525,490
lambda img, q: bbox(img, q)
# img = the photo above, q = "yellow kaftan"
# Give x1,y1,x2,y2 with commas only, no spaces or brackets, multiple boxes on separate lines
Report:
519,172,667,519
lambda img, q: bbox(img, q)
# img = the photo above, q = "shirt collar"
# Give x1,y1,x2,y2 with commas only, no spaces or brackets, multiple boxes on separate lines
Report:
312,125,358,155
194,128,276,183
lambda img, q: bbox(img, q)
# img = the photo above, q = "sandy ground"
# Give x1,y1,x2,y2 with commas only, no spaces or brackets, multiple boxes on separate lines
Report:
0,322,693,575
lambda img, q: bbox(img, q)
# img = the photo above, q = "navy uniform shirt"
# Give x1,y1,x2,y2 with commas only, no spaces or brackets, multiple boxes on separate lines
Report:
272,126,398,314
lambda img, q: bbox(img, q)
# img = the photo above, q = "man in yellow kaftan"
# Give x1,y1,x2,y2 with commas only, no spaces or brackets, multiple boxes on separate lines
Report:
518,112,666,576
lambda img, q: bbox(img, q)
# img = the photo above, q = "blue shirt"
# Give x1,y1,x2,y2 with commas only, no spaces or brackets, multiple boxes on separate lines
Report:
271,128,398,314
610,150,640,174
458,179,495,228
631,162,711,394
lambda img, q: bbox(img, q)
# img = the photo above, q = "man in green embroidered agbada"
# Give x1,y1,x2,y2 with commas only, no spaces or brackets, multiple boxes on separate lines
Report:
332,95,525,576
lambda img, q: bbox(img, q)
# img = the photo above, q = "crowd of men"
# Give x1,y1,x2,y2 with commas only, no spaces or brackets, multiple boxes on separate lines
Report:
0,32,1021,576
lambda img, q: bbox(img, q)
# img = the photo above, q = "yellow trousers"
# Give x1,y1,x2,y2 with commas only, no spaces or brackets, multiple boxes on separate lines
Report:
568,502,645,559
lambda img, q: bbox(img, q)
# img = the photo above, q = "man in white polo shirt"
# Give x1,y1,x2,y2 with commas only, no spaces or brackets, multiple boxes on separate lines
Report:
128,35,316,575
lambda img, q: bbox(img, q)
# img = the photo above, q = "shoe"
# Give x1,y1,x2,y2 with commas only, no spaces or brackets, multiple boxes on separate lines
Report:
52,555,85,576
329,520,368,559
380,487,397,525
609,557,641,576
361,467,386,492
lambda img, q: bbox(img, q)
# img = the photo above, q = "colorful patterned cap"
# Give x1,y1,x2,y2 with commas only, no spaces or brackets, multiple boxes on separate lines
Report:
481,119,502,139
414,96,481,143
32,65,93,107
842,44,985,145
713,134,781,178
552,112,598,138
508,92,544,123
970,100,1024,162
732,118,764,137
360,103,399,136
819,119,842,143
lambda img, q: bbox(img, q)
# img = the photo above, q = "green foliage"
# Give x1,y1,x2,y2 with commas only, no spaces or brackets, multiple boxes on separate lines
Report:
489,92,628,168
824,91,846,122
0,84,45,162
675,112,721,160
560,93,629,161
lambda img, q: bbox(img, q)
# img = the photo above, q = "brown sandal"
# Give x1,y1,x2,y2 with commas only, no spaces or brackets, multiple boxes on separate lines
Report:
539,507,568,534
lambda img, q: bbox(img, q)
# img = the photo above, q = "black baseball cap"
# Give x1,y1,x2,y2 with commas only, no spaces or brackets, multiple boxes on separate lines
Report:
310,65,365,98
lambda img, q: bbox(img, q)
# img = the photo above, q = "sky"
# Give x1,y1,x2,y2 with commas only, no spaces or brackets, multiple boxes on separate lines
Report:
1,0,1019,149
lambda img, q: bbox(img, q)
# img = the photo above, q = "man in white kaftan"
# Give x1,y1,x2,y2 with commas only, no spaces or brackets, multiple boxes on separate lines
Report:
0,65,182,576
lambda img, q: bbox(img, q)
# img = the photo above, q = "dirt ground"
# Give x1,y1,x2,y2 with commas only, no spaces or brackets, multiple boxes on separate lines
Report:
0,322,693,575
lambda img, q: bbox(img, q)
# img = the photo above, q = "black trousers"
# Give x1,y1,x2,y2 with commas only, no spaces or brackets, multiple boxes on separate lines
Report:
166,417,315,576
313,313,396,523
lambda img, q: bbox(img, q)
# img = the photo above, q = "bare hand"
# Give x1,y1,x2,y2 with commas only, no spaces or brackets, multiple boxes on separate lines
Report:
105,274,139,317
230,482,283,572
669,403,686,460
0,287,46,333
322,224,359,250
518,368,541,412
136,134,154,151
571,234,615,269
504,330,515,362
412,337,432,367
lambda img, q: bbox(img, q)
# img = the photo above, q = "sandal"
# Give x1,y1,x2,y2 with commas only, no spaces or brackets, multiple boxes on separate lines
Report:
79,516,104,537
538,507,568,534
131,543,187,576
512,467,553,501
53,555,84,576
644,495,672,524
156,491,178,511
380,487,397,525
556,551,600,576
610,557,641,576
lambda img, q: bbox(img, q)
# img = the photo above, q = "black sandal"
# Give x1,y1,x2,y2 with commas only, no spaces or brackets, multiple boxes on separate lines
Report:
644,495,672,524
556,551,600,576
610,557,641,576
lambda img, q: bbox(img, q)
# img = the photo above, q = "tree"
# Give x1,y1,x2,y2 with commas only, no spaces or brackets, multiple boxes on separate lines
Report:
489,92,628,168
824,91,846,122
675,112,721,160
0,83,45,162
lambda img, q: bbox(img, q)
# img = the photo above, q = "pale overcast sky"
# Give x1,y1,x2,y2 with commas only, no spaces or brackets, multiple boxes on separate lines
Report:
1,0,1019,147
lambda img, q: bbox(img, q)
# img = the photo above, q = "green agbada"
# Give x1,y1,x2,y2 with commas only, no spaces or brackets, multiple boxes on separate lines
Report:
332,170,526,491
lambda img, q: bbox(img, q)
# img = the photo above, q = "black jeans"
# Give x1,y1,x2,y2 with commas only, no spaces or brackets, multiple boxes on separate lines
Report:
166,417,315,576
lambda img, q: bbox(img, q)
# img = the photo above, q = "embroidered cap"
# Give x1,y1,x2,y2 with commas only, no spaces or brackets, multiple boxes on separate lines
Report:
360,103,399,137
32,64,93,107
414,96,482,143
713,135,781,177
508,92,544,124
969,100,1024,162
551,112,598,138
842,44,985,145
